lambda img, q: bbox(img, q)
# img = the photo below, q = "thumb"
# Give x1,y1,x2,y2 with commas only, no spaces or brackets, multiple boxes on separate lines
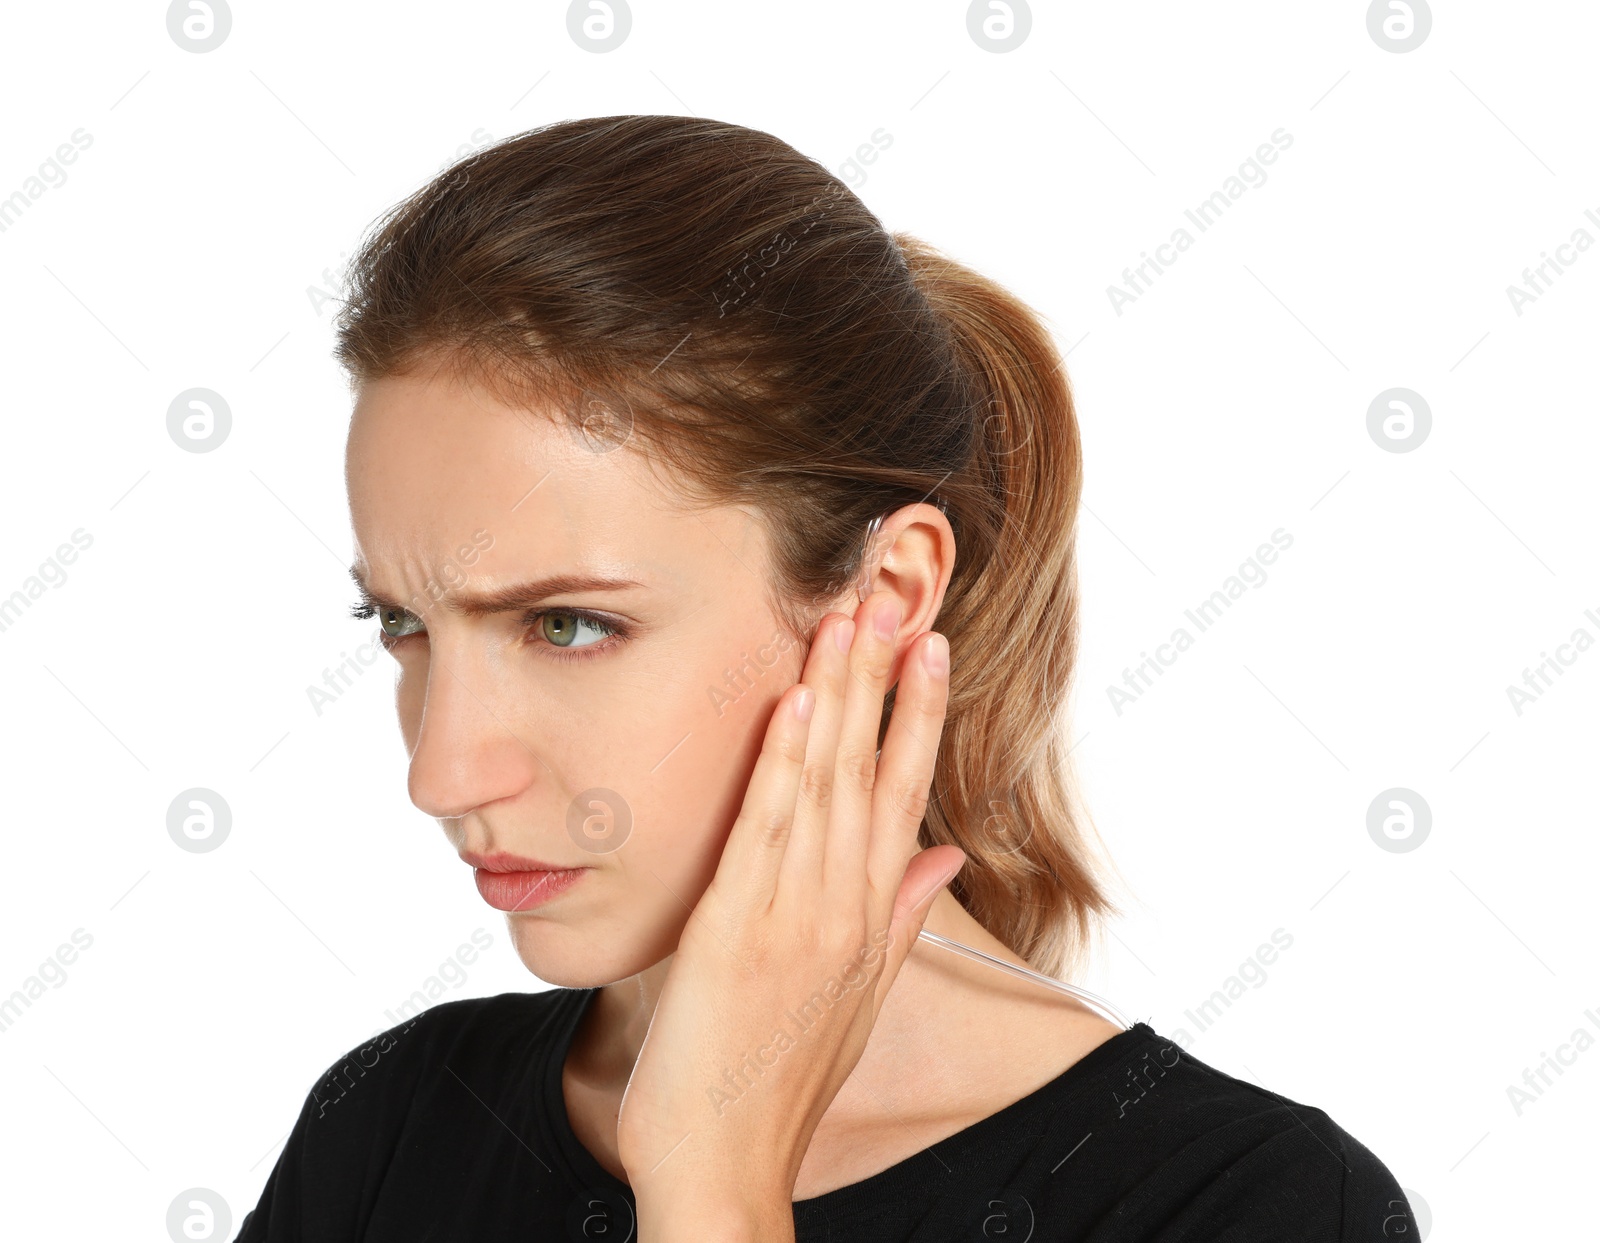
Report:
874,847,967,1011
891,844,967,933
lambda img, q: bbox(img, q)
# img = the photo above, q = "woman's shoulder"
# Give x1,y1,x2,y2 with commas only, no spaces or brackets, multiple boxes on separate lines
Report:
1035,1023,1416,1241
369,985,585,1055
236,988,591,1241
343,986,580,1065
296,987,586,1127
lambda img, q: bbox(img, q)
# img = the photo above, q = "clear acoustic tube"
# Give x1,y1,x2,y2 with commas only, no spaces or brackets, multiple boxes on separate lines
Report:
915,929,1133,1031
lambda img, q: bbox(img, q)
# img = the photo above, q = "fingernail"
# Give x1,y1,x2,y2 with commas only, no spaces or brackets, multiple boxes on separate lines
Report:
834,618,855,654
873,597,901,642
921,632,949,677
793,687,815,721
918,864,962,908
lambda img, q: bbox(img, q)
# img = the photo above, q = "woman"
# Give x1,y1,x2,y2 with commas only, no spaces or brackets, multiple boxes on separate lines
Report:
238,115,1411,1242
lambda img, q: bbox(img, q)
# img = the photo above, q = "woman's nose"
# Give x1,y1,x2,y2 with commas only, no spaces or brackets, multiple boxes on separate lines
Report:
404,653,545,822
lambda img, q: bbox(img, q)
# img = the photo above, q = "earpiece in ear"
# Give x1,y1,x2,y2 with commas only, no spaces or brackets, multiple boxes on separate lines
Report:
855,513,886,603
854,495,949,604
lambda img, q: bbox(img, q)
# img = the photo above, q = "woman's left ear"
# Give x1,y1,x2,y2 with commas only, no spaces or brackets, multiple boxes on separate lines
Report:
870,503,955,647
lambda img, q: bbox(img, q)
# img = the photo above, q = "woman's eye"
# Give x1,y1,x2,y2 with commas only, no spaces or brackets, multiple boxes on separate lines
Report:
351,599,620,660
379,606,425,639
538,610,615,650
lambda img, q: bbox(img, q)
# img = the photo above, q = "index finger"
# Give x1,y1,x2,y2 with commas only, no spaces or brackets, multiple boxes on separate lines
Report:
711,680,816,917
817,590,902,902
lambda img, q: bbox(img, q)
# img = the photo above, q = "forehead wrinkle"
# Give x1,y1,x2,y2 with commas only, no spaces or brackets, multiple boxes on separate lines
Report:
348,564,648,618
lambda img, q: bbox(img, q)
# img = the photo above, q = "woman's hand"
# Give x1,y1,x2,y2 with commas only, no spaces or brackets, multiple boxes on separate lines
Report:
617,589,964,1241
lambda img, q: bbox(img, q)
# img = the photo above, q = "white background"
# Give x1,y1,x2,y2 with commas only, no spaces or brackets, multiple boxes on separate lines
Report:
1,1,1594,1239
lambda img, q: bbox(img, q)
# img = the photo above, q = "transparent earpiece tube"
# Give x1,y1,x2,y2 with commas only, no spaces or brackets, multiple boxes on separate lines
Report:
915,929,1132,1030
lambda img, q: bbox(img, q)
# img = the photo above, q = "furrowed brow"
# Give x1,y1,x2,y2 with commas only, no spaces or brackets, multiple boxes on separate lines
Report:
348,565,645,617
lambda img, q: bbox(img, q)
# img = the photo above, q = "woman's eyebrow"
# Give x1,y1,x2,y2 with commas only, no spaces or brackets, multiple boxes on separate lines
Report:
348,566,646,617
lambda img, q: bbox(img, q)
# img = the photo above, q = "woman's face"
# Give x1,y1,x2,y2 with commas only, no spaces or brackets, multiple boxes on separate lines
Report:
345,364,814,987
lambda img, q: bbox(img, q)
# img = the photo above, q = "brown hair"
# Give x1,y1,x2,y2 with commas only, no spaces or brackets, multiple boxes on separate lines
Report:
334,115,1123,979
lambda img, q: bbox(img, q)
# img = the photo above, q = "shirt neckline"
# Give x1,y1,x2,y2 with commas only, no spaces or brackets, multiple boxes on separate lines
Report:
540,985,1155,1226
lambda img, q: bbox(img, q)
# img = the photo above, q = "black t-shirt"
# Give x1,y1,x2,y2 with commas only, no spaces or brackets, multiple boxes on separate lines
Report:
236,988,1414,1241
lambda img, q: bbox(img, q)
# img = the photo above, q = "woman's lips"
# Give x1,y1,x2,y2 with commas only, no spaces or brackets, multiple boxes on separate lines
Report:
473,866,587,912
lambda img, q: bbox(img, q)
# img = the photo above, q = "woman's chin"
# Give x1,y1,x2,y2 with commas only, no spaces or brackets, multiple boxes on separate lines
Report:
505,923,661,990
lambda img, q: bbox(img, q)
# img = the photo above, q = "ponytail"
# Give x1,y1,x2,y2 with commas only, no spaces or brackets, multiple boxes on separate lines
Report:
892,232,1125,980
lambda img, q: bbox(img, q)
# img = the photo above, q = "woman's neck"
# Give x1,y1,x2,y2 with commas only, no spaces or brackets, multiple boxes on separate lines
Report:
570,891,1098,1111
